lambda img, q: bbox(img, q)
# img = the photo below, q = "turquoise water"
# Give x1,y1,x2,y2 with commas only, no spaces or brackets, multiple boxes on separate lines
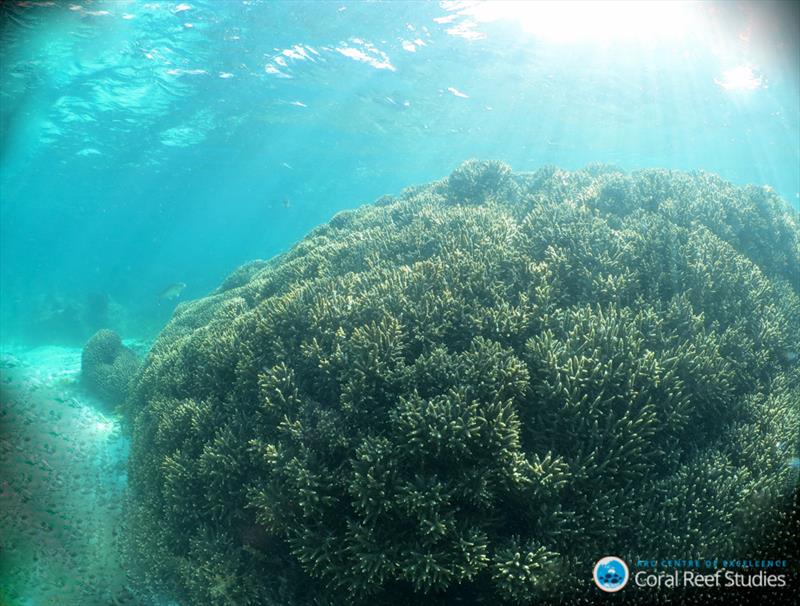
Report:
1,2,799,605
1,0,798,343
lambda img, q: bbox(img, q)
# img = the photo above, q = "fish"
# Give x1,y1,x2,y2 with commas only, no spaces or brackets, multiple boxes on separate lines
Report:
158,282,186,300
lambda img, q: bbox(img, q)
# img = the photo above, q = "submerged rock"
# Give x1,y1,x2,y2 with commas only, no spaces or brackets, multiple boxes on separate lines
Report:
123,162,800,605
81,329,139,406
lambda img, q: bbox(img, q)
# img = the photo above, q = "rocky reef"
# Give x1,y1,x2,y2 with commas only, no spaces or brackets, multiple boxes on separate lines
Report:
122,161,800,605
81,329,139,407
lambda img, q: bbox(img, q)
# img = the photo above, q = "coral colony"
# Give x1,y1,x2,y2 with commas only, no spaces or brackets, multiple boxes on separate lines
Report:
119,162,798,604
81,329,140,407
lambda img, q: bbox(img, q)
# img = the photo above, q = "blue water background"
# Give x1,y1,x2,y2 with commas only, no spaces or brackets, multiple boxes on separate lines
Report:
1,0,798,344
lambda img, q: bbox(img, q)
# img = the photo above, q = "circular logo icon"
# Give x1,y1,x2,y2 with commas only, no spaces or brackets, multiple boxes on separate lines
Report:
593,556,629,592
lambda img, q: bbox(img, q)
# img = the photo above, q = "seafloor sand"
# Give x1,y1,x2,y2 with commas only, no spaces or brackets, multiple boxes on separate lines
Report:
0,345,134,605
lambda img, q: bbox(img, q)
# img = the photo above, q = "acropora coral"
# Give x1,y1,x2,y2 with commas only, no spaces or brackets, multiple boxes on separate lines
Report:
81,328,139,406
122,161,800,605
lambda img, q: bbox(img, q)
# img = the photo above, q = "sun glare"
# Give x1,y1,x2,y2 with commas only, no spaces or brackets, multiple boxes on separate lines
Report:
715,65,764,91
445,0,699,43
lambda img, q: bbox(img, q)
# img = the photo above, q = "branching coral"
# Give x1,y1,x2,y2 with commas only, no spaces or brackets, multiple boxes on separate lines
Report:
123,162,800,605
81,328,139,406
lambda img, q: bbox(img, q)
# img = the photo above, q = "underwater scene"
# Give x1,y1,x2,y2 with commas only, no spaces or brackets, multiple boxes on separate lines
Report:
1,1,799,605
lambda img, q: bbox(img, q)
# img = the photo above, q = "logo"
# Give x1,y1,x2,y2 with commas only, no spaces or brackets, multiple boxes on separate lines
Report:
593,556,629,592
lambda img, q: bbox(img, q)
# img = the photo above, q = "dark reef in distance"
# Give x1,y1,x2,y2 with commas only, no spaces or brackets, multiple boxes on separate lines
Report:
122,161,800,605
8,291,130,347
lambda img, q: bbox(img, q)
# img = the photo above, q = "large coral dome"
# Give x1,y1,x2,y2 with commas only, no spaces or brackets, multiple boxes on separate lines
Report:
123,161,800,605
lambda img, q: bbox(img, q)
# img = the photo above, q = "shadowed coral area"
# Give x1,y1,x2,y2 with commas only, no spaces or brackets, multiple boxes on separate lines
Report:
81,329,140,407
122,162,800,605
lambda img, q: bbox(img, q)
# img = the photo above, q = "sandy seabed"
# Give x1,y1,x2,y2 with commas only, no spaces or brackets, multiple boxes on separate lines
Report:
0,345,133,606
